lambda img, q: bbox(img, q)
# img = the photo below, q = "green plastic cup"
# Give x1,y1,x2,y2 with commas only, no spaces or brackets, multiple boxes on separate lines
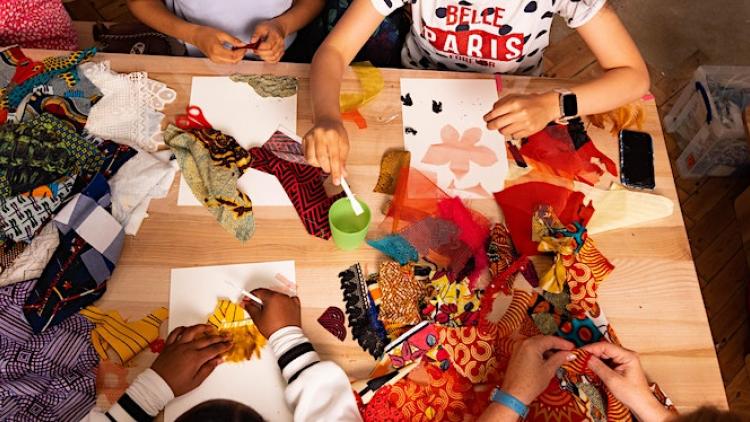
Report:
329,197,371,250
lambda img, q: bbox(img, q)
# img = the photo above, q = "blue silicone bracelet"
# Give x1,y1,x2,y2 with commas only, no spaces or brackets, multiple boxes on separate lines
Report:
491,388,529,418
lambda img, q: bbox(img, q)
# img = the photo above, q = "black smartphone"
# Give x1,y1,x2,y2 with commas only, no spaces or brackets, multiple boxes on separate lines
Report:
619,130,655,190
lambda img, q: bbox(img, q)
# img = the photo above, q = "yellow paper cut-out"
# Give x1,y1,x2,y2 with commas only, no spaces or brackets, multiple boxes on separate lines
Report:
207,299,266,363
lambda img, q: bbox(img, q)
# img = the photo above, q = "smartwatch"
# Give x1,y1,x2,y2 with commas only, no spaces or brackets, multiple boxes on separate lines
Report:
491,388,529,418
555,89,578,124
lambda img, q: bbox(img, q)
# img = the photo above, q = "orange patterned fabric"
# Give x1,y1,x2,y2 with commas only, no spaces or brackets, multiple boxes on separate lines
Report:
565,238,614,317
435,325,501,385
378,261,428,326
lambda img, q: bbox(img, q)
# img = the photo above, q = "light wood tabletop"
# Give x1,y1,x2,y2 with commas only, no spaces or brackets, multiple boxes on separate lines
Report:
27,50,728,413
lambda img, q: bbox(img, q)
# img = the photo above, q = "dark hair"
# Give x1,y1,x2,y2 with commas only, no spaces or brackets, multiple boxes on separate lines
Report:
175,399,265,422
671,406,745,422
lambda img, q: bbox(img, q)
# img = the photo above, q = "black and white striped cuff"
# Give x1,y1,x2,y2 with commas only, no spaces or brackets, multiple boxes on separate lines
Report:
268,326,321,383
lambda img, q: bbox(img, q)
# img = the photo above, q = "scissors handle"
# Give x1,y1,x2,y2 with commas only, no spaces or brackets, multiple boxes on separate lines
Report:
176,105,212,130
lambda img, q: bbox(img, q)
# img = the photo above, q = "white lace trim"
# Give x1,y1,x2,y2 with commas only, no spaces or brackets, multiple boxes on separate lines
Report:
81,61,177,152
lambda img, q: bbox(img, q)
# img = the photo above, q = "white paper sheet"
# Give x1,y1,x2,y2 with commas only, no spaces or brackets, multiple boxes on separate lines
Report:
166,260,297,422
178,76,297,206
400,78,507,199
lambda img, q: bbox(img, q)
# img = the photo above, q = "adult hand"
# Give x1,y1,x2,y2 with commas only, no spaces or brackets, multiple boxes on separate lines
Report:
501,335,576,405
303,117,349,185
582,342,673,422
250,20,286,63
242,288,301,338
151,324,232,396
483,92,559,139
190,25,245,64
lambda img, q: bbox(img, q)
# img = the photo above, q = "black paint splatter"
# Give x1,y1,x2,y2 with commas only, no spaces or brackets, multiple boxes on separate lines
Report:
405,127,418,135
432,100,443,113
401,93,413,106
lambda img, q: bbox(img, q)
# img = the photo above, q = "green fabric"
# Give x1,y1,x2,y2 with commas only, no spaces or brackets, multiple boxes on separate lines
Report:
164,125,255,241
0,113,104,197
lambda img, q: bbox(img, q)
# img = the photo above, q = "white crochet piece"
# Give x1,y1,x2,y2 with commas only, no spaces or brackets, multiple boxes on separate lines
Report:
81,61,177,151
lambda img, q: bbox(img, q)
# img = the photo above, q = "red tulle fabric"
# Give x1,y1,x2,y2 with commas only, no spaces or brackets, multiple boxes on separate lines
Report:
494,182,594,256
436,197,490,286
520,124,616,186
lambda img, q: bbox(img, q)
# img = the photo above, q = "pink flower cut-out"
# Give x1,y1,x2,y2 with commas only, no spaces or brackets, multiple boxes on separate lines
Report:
422,125,497,179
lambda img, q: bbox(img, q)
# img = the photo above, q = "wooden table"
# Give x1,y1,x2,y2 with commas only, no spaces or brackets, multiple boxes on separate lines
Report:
28,50,727,413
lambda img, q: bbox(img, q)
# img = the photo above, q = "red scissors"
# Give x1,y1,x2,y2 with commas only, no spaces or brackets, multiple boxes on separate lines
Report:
175,105,213,130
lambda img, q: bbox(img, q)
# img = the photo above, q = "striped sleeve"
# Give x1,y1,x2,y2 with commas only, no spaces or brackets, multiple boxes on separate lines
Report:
268,327,362,421
81,369,174,422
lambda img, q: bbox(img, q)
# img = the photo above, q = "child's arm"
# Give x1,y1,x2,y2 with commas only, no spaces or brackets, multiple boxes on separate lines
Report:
484,5,650,139
80,325,231,421
251,0,326,63
126,0,246,63
304,0,387,185
245,290,362,421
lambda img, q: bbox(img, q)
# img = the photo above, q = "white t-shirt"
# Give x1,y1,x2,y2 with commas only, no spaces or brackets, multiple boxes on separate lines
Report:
370,0,606,75
165,0,297,58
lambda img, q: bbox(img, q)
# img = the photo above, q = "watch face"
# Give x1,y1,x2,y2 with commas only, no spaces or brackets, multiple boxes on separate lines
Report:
562,94,578,117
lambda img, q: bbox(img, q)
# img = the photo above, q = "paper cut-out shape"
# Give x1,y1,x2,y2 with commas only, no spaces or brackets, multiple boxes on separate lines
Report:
422,125,497,179
401,78,507,198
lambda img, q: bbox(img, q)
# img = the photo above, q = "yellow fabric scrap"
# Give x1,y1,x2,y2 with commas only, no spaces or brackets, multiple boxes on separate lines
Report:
340,62,384,113
81,306,168,363
207,299,266,362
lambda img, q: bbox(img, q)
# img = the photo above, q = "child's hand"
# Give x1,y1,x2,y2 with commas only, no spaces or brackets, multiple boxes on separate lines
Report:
501,335,575,404
483,92,560,139
250,20,287,63
582,342,673,422
303,118,349,186
190,25,246,64
243,289,301,338
151,324,232,396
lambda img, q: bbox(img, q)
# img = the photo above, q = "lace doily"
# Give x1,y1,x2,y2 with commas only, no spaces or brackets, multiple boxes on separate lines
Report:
81,61,176,151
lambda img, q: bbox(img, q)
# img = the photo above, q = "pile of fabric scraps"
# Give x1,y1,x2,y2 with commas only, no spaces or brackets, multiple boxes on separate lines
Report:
168,122,344,241
334,162,675,420
0,47,179,421
208,299,266,362
368,166,490,287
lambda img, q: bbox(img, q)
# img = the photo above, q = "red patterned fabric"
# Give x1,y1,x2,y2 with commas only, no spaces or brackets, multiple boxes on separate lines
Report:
0,0,77,50
494,182,594,256
249,136,345,239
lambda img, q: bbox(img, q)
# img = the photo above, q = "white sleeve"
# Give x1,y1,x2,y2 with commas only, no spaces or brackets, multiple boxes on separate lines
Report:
369,0,407,16
556,0,607,28
268,326,363,422
80,368,174,422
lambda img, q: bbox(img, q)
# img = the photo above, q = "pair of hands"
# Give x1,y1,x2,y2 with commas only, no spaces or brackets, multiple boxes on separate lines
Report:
499,336,672,422
190,21,286,64
302,92,560,186
151,289,301,397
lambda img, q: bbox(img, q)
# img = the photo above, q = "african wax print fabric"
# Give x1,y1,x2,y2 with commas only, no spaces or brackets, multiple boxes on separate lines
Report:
0,46,96,123
249,130,345,239
24,174,124,333
80,306,168,364
0,113,103,197
164,125,255,241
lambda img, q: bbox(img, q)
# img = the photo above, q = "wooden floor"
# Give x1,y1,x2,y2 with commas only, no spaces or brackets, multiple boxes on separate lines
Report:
64,0,750,414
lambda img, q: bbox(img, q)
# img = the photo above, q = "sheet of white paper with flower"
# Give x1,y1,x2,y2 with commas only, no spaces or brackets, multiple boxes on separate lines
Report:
400,78,507,198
